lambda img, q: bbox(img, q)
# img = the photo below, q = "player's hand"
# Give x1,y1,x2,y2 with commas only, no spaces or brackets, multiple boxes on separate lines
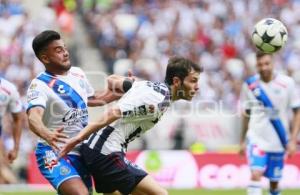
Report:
7,148,18,163
239,141,247,156
127,69,137,82
45,127,68,151
287,140,297,158
58,136,81,158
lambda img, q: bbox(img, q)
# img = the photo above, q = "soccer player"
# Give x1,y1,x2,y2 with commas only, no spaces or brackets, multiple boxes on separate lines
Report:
59,56,202,195
0,77,23,183
239,52,300,195
27,30,133,195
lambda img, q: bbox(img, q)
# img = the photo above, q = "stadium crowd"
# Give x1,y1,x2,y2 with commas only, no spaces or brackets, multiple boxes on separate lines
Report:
80,0,300,110
0,0,76,182
1,0,300,183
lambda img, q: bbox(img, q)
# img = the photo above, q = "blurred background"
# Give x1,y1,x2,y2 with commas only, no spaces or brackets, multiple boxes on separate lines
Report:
1,0,300,194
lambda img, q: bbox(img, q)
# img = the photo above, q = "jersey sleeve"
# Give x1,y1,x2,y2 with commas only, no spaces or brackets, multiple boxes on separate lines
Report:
84,77,95,98
72,67,95,97
117,83,163,120
8,85,22,113
240,83,256,111
288,79,300,109
26,80,48,112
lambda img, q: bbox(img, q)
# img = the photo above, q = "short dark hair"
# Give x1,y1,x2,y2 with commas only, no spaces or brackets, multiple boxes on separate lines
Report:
256,51,272,59
32,30,61,58
165,56,203,85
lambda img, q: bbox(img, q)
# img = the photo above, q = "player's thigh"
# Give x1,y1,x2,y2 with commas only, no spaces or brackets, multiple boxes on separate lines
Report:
58,177,89,195
247,144,267,180
35,143,90,194
131,175,168,195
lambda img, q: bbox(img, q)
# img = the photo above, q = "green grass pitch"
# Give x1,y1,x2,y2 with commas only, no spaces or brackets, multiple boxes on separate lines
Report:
1,189,300,195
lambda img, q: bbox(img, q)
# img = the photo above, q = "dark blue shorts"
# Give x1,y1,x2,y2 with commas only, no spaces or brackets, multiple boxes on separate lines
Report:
81,144,147,194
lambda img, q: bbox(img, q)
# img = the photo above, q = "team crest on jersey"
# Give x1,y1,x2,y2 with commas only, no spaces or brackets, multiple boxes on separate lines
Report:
148,105,155,113
60,166,71,176
0,94,7,102
29,83,37,90
79,80,85,89
43,150,59,172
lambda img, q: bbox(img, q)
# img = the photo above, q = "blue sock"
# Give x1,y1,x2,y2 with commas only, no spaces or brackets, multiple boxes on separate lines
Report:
270,189,281,195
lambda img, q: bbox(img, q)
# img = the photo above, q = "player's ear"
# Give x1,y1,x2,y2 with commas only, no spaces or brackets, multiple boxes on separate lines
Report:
172,76,182,88
40,54,49,64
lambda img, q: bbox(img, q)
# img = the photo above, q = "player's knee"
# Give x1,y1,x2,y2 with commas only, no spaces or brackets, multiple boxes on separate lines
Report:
251,171,263,181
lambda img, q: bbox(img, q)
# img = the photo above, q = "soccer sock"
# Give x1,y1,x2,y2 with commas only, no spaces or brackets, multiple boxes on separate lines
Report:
269,189,281,195
247,181,262,195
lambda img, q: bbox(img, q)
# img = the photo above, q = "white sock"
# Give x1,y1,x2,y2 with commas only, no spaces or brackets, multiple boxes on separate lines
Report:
247,180,262,195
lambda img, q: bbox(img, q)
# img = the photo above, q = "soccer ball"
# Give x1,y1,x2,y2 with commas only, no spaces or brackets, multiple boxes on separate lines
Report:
252,18,288,53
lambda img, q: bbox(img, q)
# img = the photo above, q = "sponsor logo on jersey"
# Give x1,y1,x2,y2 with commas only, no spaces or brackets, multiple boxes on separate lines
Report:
27,90,40,101
148,105,155,113
57,85,66,94
62,108,88,126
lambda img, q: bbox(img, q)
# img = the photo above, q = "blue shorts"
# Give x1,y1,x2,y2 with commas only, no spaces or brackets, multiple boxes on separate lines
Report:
35,143,92,191
81,144,147,194
247,144,284,181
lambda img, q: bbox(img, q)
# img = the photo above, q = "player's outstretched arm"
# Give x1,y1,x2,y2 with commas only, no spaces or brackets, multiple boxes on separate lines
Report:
59,106,121,157
287,108,300,157
88,74,134,107
27,107,68,151
88,89,122,107
6,112,23,163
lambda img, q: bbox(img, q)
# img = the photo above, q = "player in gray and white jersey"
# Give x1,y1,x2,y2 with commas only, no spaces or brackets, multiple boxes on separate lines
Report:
60,56,203,195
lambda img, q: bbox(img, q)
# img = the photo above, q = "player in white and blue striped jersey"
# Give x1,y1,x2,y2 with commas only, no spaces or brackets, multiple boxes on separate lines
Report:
27,30,133,195
0,77,22,183
59,56,202,195
239,52,300,195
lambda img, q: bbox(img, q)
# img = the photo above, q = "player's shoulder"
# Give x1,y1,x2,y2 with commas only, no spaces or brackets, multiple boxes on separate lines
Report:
275,73,295,86
0,77,17,89
133,80,169,102
0,77,18,94
28,72,50,91
134,81,168,93
69,66,86,79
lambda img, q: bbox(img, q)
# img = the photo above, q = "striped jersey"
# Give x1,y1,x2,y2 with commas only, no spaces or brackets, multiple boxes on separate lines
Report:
0,77,22,135
84,81,171,155
26,67,94,155
240,73,300,152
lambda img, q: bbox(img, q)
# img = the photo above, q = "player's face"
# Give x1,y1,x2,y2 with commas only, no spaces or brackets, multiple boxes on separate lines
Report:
180,70,200,101
256,55,274,81
41,39,71,72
